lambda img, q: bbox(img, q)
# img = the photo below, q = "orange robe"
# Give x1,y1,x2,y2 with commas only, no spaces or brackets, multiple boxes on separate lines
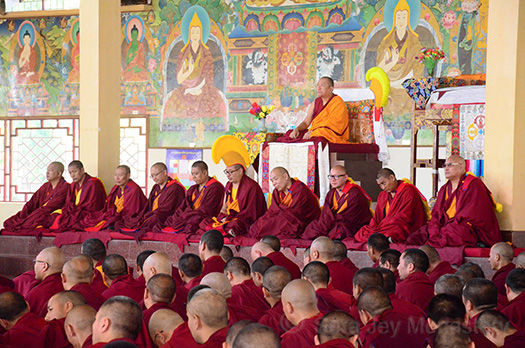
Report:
309,95,349,144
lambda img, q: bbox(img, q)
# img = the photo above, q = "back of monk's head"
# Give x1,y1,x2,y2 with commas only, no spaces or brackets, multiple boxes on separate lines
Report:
367,233,389,253
145,252,172,276
81,238,106,263
379,249,401,268
428,294,466,326
252,257,274,276
491,242,514,263
434,322,472,348
98,296,143,340
103,341,139,348
0,292,28,321
419,245,441,264
377,267,396,294
65,304,96,332
102,254,128,280
187,288,228,330
302,261,330,287
333,241,347,261
187,285,211,303
435,274,464,298
52,290,87,308
224,257,250,277
68,160,84,170
201,273,232,298
463,278,498,309
353,267,384,289
232,323,280,348
178,253,202,278
147,274,176,304
357,287,392,317
317,311,359,344
148,309,183,343
402,249,430,273
225,320,252,348
311,236,335,260
476,310,515,333
456,262,485,283
282,279,318,312
200,230,224,253
50,161,65,174
376,168,396,180
38,246,66,274
136,250,155,273
516,250,525,268
506,268,525,294
64,255,94,284
263,265,292,299
220,246,234,262
261,235,280,252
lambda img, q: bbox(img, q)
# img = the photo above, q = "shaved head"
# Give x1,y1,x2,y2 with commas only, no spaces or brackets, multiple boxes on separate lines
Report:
376,168,396,180
192,160,208,172
353,268,384,290
434,274,463,298
63,255,94,286
46,290,86,321
81,238,106,262
152,162,168,172
490,242,514,262
516,251,525,268
263,265,292,299
95,296,143,342
232,323,280,348
251,241,275,259
102,254,128,280
224,257,250,277
0,292,28,322
51,291,86,307
220,246,233,262
434,322,472,348
148,309,183,344
444,155,466,181
143,252,172,283
65,304,96,347
330,165,347,175
187,289,228,337
271,166,290,178
261,235,280,251
302,261,330,287
225,320,252,347
282,279,318,312
311,236,335,261
446,155,466,167
317,311,359,344
49,161,65,173
357,287,392,318
37,246,66,274
333,241,347,261
147,274,176,304
116,165,131,176
200,272,232,298
270,166,292,192
419,245,441,264
178,253,202,278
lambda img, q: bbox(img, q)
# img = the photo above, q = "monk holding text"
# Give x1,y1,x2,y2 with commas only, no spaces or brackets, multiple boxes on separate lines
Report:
249,166,320,239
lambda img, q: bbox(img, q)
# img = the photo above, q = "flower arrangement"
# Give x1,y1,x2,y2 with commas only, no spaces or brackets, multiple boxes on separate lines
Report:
416,47,445,77
249,102,275,120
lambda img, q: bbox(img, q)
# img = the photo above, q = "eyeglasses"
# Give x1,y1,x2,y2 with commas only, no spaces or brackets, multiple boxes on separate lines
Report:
150,171,165,179
442,162,460,168
327,174,346,180
33,260,48,266
223,168,241,176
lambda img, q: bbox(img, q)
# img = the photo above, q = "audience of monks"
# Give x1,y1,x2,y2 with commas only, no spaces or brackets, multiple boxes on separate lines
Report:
0,231,524,348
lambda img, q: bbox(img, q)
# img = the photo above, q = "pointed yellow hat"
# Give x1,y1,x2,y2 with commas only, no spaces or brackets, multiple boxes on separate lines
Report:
211,135,251,168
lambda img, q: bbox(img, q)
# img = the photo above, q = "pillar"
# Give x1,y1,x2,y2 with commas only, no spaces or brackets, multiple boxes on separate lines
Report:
485,0,525,246
79,0,121,191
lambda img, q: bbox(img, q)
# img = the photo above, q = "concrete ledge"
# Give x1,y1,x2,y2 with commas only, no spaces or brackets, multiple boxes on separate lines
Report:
0,235,495,279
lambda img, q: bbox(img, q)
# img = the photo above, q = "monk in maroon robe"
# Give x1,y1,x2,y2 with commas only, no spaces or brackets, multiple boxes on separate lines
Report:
3,162,69,233
312,311,360,348
250,167,320,239
186,289,228,347
101,254,144,303
281,280,323,348
148,309,199,348
26,247,66,318
489,242,516,296
161,161,224,234
356,168,429,243
501,269,525,332
476,310,525,348
420,245,457,284
251,241,301,280
49,161,107,232
198,229,226,276
62,256,107,311
13,270,40,297
358,287,427,348
198,164,266,237
0,292,47,347
303,166,372,240
81,165,147,231
119,162,185,234
415,156,502,247
396,249,435,312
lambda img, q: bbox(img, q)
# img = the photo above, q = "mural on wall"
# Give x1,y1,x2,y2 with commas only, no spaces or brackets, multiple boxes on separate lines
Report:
0,0,489,148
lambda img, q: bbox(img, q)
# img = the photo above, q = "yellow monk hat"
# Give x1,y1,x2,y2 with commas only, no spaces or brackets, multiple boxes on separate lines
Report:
211,135,251,168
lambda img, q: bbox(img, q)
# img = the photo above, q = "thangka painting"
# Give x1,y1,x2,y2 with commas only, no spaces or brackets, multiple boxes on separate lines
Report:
0,0,489,148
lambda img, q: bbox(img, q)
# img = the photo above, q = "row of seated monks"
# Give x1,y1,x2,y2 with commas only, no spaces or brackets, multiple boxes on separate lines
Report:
1,152,503,249
0,233,524,348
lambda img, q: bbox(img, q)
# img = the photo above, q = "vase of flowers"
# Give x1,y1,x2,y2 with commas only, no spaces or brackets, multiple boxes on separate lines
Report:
250,102,275,133
416,47,445,77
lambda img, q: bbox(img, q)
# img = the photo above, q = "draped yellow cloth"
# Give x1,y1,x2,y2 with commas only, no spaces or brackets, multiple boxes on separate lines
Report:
310,95,349,144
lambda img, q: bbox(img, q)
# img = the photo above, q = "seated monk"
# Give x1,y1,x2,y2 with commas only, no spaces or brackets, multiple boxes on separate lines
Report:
258,266,294,335
64,305,96,348
314,311,360,348
119,162,185,234
186,289,229,347
412,155,502,247
285,76,349,144
501,268,525,332
101,254,144,303
303,165,372,240
62,255,107,311
249,167,320,239
231,323,281,348
355,168,430,243
198,136,267,237
477,310,525,348
49,160,107,232
148,309,197,348
82,165,147,231
420,245,457,284
3,162,69,233
161,161,224,234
